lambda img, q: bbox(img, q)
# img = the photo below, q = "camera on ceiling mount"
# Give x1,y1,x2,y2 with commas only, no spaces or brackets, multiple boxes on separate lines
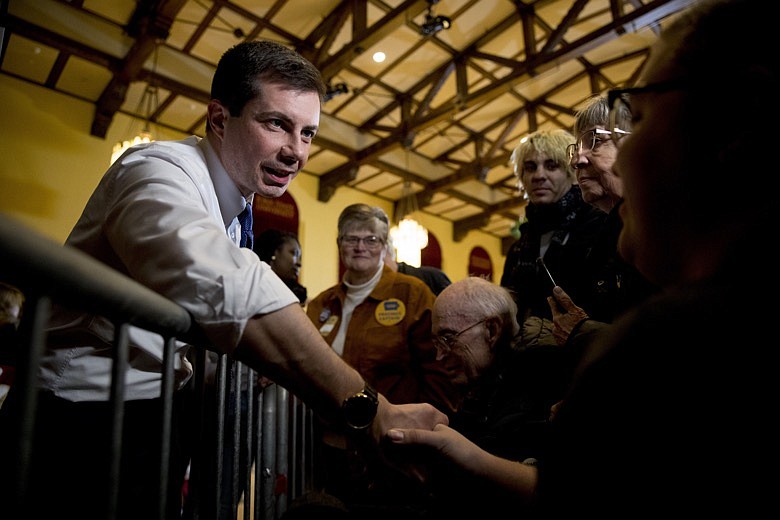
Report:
324,82,349,102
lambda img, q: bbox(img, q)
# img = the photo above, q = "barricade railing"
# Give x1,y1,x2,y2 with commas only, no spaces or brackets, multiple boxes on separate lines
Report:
0,213,313,519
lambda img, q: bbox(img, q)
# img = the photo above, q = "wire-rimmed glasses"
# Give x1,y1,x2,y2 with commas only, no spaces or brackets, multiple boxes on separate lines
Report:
433,318,489,356
566,128,614,165
339,235,384,249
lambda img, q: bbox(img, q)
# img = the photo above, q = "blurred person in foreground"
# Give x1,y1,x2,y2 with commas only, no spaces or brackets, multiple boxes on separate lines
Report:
386,0,777,516
0,40,446,520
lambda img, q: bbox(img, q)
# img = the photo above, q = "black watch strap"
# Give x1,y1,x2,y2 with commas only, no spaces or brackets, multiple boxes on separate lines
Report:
342,383,379,430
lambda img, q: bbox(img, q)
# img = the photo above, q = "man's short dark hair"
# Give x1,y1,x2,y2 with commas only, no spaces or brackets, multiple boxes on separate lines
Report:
210,40,326,129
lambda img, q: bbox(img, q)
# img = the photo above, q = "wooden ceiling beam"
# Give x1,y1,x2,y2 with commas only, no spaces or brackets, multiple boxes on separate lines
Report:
90,0,188,138
316,0,687,203
318,0,430,82
453,197,527,242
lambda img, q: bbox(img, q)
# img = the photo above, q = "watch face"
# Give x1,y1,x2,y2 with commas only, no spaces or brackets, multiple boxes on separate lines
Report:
344,393,378,430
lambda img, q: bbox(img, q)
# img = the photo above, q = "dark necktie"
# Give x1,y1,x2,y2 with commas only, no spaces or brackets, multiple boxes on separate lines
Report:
238,202,253,249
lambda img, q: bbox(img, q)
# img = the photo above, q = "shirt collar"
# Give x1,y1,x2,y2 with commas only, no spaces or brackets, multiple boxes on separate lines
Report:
199,137,250,227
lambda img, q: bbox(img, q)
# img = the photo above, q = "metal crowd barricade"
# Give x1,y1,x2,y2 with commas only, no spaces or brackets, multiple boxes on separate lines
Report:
0,213,315,520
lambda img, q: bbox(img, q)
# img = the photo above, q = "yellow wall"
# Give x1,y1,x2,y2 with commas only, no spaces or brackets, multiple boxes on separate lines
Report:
0,74,507,298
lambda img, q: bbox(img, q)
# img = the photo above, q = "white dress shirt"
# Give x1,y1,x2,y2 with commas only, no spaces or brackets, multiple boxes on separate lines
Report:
39,136,298,401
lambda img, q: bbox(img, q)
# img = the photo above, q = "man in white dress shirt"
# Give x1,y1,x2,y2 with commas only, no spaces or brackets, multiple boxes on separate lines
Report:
0,40,446,520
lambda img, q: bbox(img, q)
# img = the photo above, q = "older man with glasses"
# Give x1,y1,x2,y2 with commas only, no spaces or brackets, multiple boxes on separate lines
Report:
305,203,467,514
431,277,567,459
413,276,569,517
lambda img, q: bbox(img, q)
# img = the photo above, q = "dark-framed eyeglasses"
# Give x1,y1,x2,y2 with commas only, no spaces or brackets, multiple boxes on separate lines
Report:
566,128,614,165
433,318,489,356
606,79,687,140
339,234,384,249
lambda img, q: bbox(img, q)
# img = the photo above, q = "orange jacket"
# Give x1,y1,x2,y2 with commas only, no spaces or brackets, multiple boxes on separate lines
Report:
307,265,466,414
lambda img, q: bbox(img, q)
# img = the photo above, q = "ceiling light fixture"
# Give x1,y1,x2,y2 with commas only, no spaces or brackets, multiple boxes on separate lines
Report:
110,44,160,165
390,181,429,267
420,0,451,36
389,152,429,267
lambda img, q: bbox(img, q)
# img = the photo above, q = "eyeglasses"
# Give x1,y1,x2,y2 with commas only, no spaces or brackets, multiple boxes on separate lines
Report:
432,318,488,356
566,128,615,165
606,79,687,141
339,235,384,249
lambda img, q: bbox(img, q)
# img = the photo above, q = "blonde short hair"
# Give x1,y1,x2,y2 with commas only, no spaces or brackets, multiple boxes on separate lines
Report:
510,128,576,182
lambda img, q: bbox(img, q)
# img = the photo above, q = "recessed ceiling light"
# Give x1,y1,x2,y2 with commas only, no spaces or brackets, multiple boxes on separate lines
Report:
373,51,386,63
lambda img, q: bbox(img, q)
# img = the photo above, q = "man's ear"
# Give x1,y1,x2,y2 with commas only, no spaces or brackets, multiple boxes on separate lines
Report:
207,100,229,138
485,316,501,349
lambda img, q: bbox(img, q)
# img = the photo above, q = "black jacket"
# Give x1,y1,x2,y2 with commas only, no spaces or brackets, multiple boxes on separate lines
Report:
576,202,657,323
501,185,605,322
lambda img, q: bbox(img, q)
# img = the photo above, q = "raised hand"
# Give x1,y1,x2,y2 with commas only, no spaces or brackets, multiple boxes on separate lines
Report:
547,286,589,345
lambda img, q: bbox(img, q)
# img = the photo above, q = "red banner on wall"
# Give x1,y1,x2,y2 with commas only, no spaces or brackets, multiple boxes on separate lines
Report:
252,191,300,236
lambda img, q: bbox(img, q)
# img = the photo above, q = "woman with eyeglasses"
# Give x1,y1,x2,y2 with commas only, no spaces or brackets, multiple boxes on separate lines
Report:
549,95,658,346
386,0,774,516
305,203,467,513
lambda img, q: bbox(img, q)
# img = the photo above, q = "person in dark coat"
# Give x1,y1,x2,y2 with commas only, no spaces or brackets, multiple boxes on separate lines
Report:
500,129,605,325
549,94,659,347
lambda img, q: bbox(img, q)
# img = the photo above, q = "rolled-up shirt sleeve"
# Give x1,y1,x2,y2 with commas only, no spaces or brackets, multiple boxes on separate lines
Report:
40,137,299,401
78,139,298,353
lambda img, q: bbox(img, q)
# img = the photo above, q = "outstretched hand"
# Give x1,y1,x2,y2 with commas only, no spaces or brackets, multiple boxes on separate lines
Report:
384,423,477,484
364,396,450,484
388,423,476,465
547,286,589,346
372,394,449,443
386,424,539,499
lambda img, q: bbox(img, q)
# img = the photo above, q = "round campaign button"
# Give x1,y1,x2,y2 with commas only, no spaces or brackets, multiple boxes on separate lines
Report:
375,298,406,326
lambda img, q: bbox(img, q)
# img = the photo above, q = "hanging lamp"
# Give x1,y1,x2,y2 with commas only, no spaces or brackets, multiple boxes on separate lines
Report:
389,177,428,267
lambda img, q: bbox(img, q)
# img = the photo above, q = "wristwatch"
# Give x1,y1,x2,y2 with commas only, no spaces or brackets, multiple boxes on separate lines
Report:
342,383,378,430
